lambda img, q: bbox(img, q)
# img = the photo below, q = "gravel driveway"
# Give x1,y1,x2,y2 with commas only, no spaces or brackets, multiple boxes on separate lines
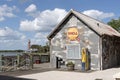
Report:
18,67,120,80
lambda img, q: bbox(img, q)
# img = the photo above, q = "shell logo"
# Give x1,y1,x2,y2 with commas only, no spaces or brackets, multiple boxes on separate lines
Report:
67,27,79,41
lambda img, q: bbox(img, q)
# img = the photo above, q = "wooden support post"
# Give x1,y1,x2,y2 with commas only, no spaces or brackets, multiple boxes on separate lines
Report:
17,54,20,67
30,54,33,69
0,55,3,71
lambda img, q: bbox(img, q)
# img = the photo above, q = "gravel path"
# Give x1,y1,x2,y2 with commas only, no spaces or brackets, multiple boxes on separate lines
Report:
0,63,120,80
18,67,120,80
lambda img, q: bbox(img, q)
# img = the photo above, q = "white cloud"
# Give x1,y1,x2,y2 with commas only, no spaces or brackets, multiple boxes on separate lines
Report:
21,9,115,32
30,38,48,46
25,4,37,13
0,27,27,50
20,20,36,31
20,8,67,32
35,32,49,39
0,17,4,21
25,4,39,17
82,10,114,20
35,33,46,39
0,27,26,40
29,32,49,46
0,39,27,50
0,4,16,21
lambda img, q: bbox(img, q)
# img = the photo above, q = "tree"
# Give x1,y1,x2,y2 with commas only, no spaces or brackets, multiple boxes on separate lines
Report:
31,45,39,50
107,18,120,32
30,44,49,53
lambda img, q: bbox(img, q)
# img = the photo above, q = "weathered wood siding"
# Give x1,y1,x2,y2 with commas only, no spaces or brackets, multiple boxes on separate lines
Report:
102,35,120,69
50,15,100,70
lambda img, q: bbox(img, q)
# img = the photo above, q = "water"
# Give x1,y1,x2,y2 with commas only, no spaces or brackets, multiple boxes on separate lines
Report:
0,52,23,56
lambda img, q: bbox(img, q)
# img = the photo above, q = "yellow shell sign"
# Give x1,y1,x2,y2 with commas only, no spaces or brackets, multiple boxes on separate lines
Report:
67,27,79,41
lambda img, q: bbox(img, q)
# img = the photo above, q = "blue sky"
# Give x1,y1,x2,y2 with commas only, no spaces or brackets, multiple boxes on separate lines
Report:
0,0,120,50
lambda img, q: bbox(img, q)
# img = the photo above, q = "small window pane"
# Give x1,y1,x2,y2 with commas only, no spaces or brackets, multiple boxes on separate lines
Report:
67,44,81,59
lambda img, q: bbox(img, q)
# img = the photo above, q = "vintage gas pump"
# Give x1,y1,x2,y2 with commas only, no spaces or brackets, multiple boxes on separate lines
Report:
81,48,91,71
85,48,91,70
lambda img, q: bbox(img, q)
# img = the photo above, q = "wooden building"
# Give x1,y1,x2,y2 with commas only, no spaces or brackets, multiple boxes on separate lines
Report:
47,9,120,70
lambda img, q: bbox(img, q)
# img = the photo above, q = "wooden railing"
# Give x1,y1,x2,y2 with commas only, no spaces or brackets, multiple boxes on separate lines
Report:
0,55,33,72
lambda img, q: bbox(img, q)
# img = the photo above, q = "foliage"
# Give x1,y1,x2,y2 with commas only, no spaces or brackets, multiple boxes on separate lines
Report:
0,50,24,52
30,43,49,53
66,61,75,66
107,18,120,32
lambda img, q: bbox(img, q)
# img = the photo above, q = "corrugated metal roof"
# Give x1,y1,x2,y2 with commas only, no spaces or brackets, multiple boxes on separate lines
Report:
47,9,120,40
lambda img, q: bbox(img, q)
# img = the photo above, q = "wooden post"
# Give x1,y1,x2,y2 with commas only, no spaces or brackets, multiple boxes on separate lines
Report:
30,54,33,69
17,54,20,67
0,55,3,71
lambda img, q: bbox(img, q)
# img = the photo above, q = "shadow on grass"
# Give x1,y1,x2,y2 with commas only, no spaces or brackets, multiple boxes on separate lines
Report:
0,75,35,80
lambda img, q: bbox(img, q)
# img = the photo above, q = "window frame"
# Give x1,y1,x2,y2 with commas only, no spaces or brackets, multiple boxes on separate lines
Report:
66,44,81,59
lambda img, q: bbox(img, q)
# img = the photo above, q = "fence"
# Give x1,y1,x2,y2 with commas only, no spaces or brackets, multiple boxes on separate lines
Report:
0,54,33,72
0,52,50,72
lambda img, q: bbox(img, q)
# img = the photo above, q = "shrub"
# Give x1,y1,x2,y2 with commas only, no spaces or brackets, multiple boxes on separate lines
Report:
66,61,75,66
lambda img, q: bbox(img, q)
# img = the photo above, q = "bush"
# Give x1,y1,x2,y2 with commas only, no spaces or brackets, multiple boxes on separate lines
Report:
66,61,75,66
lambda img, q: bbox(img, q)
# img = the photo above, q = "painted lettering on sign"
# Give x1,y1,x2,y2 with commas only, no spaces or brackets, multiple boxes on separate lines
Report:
67,27,79,41
68,32,78,35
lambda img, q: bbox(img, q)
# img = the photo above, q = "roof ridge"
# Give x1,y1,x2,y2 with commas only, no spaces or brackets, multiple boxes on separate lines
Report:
47,9,120,40
72,10,120,36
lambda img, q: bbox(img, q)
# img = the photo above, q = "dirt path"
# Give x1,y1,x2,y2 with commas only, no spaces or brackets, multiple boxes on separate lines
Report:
0,63,53,76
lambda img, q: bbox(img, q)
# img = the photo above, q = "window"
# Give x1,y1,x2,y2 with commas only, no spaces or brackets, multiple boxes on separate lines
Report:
66,44,81,59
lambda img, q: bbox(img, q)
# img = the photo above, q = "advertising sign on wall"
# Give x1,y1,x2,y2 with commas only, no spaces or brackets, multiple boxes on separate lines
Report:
67,27,79,41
